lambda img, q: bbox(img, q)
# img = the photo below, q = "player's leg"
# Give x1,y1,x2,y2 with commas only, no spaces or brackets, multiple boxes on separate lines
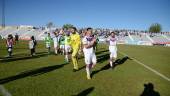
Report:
8,47,12,57
65,45,69,62
68,46,71,61
72,47,79,71
62,45,65,55
59,45,62,54
55,47,58,54
87,53,97,79
46,43,50,53
48,46,51,54
110,52,114,68
56,46,58,54
91,53,97,68
30,48,33,56
31,48,34,56
54,43,58,54
85,53,91,79
60,45,64,55
33,47,36,55
112,50,117,65
109,46,113,68
78,47,82,59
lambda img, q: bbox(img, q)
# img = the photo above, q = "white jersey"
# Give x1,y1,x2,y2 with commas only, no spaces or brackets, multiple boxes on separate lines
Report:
53,36,58,44
29,40,34,49
6,39,13,48
82,36,96,65
53,36,59,48
82,36,95,54
107,36,117,46
107,36,117,58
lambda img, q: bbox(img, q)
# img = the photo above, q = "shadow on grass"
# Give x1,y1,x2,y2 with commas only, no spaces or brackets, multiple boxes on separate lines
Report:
140,83,160,96
72,87,94,96
0,47,27,50
97,53,110,63
91,56,131,78
0,63,67,84
95,50,109,55
77,65,86,71
0,52,49,62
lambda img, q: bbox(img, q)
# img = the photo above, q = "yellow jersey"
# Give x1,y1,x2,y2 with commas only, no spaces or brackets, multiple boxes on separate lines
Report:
70,33,81,48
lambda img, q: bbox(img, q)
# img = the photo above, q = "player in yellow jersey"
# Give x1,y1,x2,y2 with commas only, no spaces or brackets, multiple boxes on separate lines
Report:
70,27,81,72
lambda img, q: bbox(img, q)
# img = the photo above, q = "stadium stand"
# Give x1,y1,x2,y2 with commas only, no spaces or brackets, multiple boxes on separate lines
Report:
0,26,170,46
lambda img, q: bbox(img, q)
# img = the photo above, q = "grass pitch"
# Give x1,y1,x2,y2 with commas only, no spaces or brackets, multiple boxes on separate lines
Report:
0,40,170,96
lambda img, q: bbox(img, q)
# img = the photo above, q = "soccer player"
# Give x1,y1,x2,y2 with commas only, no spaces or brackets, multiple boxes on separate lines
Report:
6,34,14,57
82,28,97,79
45,33,52,54
107,32,117,68
94,34,99,51
15,33,19,44
29,36,37,56
58,31,65,55
53,32,59,55
64,31,71,62
70,27,81,72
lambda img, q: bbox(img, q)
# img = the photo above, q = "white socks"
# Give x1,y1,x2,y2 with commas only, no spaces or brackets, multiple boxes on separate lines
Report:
65,54,68,62
110,60,113,67
86,66,90,76
62,50,65,55
55,49,58,54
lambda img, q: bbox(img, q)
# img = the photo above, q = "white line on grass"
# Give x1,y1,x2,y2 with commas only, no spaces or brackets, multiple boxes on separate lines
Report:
0,85,12,96
118,51,170,82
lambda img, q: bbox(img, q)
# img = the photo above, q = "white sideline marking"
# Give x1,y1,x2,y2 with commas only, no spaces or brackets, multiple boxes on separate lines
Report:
0,85,12,96
118,51,170,82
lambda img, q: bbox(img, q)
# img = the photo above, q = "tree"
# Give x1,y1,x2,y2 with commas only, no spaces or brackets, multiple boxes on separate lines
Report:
149,23,162,33
62,24,74,30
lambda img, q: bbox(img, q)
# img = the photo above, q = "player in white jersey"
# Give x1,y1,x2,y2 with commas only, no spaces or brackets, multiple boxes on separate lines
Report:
58,29,65,55
107,32,117,68
53,32,59,55
82,28,97,80
6,34,14,57
64,31,71,62
29,36,37,56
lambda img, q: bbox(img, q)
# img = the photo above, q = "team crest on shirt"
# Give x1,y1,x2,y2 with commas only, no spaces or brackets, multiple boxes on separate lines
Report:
86,36,94,41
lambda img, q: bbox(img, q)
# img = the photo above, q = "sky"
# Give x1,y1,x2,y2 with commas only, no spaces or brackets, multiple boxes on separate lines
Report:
0,0,170,31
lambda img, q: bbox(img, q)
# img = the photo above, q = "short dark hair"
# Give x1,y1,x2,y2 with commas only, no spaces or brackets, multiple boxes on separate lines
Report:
72,27,77,31
31,36,35,40
87,27,92,31
8,34,13,39
111,31,115,34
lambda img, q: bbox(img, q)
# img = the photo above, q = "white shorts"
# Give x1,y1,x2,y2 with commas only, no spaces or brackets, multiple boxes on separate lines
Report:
8,47,12,52
109,46,117,58
46,43,51,48
54,43,58,48
65,45,71,53
60,45,65,49
84,52,97,65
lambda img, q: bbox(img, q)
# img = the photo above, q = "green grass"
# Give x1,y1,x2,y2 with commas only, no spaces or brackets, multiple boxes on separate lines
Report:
0,40,170,96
